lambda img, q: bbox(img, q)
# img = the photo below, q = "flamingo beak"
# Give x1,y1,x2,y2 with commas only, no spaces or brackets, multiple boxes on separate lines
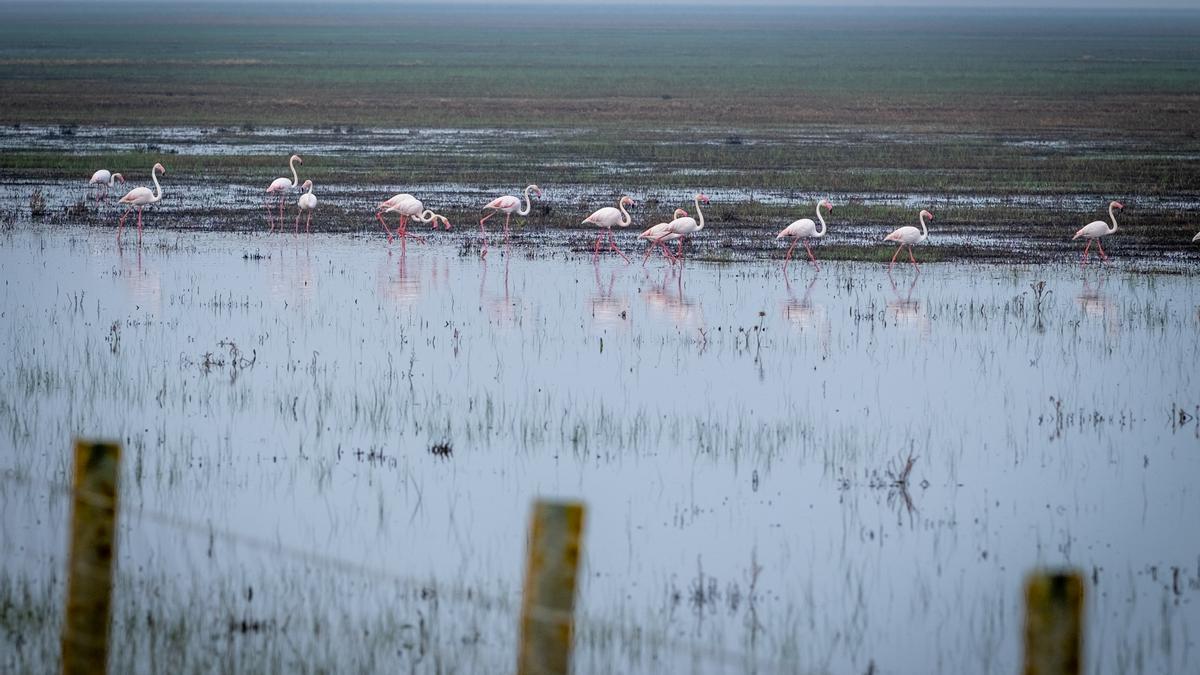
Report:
1114,202,1124,209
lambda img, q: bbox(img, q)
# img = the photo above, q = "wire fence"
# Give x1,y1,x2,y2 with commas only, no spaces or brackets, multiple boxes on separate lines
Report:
0,465,817,674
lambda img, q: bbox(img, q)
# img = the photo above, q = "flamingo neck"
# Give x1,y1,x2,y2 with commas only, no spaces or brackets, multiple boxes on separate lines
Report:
918,212,928,240
814,202,827,237
518,186,534,216
111,173,123,187
414,209,434,223
618,199,631,226
693,196,705,231
289,156,300,188
150,167,162,202
1108,204,1119,233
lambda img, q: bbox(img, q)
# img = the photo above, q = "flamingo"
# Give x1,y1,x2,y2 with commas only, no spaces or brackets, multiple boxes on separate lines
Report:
266,154,303,231
381,194,450,245
116,163,165,245
582,196,636,263
884,209,932,270
661,193,710,263
1072,201,1124,264
88,170,124,204
638,208,688,265
777,199,833,271
293,180,317,234
480,184,541,258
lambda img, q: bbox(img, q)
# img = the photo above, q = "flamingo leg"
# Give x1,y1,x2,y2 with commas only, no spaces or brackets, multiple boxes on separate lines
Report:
278,195,284,226
1096,240,1108,261
801,237,820,266
136,207,143,244
783,240,798,272
890,244,903,269
641,242,654,266
294,210,301,234
661,241,678,264
608,230,630,264
266,196,276,232
593,231,602,261
1081,240,1092,265
479,212,495,259
117,207,133,243
908,245,918,269
504,213,511,243
306,212,311,234
376,211,394,243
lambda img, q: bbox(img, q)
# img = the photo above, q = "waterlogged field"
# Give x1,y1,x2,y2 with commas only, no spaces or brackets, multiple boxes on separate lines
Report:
1,227,1198,674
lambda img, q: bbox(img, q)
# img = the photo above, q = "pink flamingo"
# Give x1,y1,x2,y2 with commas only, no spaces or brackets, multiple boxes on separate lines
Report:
381,194,451,245
777,199,832,271
293,180,317,234
638,208,688,265
660,193,710,263
480,184,541,258
883,209,932,270
116,163,165,245
1072,201,1124,264
582,195,636,263
265,154,303,231
88,170,124,204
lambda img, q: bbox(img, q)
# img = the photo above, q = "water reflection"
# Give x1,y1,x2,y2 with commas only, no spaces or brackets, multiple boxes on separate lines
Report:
269,240,315,306
376,249,422,308
643,266,702,327
480,252,518,326
1076,274,1118,333
887,271,930,335
590,262,629,327
117,246,162,312
782,274,829,350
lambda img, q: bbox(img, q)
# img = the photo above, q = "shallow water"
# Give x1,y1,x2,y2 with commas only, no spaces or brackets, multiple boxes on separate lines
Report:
1,227,1198,674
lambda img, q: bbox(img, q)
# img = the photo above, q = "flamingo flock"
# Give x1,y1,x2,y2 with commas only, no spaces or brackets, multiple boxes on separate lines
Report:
89,154,1193,267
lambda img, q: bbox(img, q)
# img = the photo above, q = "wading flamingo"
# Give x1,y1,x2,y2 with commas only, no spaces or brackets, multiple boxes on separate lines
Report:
1072,201,1124,264
116,163,165,245
381,194,450,245
777,199,833,271
884,209,932,270
88,170,124,203
480,184,541,258
293,180,317,234
582,196,636,263
638,208,688,265
266,154,303,231
661,193,710,263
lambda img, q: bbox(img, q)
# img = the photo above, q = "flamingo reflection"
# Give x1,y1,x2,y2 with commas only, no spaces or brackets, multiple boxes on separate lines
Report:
376,249,422,308
886,270,930,335
643,266,702,327
782,274,830,350
480,253,519,325
117,246,162,312
590,261,630,327
1076,275,1118,333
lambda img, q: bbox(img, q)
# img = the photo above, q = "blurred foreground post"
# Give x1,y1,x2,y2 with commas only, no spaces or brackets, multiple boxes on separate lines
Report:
517,500,586,675
1023,569,1084,675
62,440,121,675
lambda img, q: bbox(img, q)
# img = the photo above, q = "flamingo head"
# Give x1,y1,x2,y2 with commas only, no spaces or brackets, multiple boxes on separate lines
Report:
1111,201,1124,210
821,199,833,211
528,184,542,198
290,154,303,164
438,215,452,230
301,179,314,192
696,193,711,205
620,196,635,207
673,208,688,219
920,209,933,221
153,163,165,175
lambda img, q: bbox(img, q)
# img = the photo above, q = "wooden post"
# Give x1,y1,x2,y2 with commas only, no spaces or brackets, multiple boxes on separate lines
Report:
61,440,121,675
517,500,585,675
1023,569,1084,675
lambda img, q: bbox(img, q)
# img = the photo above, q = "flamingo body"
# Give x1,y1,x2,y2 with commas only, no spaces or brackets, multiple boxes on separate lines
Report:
265,154,302,231
777,199,832,271
116,163,165,244
88,169,124,203
479,184,540,257
293,180,317,233
884,209,932,270
1072,201,1123,264
638,208,688,265
659,193,710,263
583,195,635,263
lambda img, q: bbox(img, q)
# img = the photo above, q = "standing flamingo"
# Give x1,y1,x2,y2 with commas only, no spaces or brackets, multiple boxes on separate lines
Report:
116,163,165,245
293,180,318,234
1072,201,1124,264
582,196,636,263
661,193,710,263
266,154,303,231
883,209,932,270
88,170,124,204
381,194,450,245
638,208,688,265
479,184,541,258
777,199,833,272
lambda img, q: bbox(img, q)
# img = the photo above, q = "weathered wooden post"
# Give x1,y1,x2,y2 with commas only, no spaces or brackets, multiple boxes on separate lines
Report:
516,499,586,675
1022,569,1084,675
61,440,121,675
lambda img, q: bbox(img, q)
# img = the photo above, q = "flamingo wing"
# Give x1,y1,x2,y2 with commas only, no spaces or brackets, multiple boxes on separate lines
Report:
666,216,698,235
639,222,673,240
1072,220,1109,240
885,225,919,243
778,218,815,239
119,187,154,205
486,195,520,211
89,170,110,184
267,177,293,193
584,206,620,227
